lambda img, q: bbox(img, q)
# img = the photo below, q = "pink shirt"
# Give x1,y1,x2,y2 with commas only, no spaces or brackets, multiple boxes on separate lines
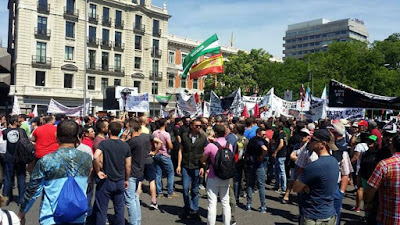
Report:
204,137,233,179
153,129,172,157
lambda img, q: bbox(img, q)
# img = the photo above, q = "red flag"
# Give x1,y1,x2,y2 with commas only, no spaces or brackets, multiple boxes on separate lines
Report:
242,105,250,118
194,92,200,103
254,103,260,118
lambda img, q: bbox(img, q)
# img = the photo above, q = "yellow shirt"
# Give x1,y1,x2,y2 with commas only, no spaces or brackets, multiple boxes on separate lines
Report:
141,125,150,134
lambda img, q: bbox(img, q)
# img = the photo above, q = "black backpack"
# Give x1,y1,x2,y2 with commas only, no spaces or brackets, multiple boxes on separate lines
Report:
213,142,235,180
15,129,35,165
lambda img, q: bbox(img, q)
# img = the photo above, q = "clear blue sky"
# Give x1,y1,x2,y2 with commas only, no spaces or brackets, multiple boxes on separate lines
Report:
1,0,399,58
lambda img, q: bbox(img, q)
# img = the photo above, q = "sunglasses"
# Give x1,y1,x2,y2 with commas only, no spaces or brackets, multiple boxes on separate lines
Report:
194,125,202,128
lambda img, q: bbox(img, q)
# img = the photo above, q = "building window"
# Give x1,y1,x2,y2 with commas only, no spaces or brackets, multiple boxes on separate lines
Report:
89,26,96,39
181,77,186,88
35,71,45,86
181,53,187,65
115,10,122,24
168,73,174,88
135,35,142,50
115,31,122,46
134,81,141,93
88,76,95,90
152,59,159,74
36,42,46,62
101,78,108,91
66,0,75,12
114,79,121,86
152,39,159,50
88,50,96,68
193,78,198,89
135,15,142,27
64,74,73,88
102,7,109,21
102,52,109,70
114,54,121,71
168,51,175,64
66,21,75,38
153,19,159,35
134,57,141,69
89,4,96,17
152,83,158,95
65,46,74,60
102,29,109,42
37,16,47,34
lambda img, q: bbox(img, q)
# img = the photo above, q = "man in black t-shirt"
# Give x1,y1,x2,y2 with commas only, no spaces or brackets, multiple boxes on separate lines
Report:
93,122,131,225
273,123,287,193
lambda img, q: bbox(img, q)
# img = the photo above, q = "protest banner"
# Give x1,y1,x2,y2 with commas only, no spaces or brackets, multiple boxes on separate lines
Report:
47,99,88,117
125,93,149,112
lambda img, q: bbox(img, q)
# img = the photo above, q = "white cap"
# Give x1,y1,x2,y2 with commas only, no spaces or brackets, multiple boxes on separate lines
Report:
307,123,315,130
300,128,311,135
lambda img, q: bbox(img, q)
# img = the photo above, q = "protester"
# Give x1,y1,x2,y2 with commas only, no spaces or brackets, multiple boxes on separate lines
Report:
273,123,287,194
246,128,268,213
244,117,258,140
18,115,30,137
233,122,248,205
93,122,131,225
369,121,382,149
93,120,109,151
153,118,177,198
139,115,150,134
202,124,232,225
365,134,400,225
177,119,207,221
293,129,339,225
81,125,95,150
31,115,58,159
18,120,93,225
2,115,27,206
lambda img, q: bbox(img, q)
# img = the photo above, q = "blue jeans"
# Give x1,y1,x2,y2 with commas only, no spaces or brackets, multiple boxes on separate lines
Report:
333,187,344,225
2,159,26,204
125,177,141,225
181,167,199,212
274,157,287,191
247,163,266,208
234,162,245,201
154,154,175,196
266,155,274,180
94,178,125,225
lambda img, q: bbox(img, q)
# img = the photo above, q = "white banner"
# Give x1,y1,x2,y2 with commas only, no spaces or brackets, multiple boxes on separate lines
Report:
12,95,21,115
177,92,198,118
242,96,263,112
125,93,149,112
47,99,88,117
229,88,244,117
327,108,365,120
210,91,224,115
203,101,210,118
115,86,138,99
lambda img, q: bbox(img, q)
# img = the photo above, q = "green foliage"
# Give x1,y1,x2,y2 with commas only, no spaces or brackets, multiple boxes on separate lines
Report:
203,33,400,100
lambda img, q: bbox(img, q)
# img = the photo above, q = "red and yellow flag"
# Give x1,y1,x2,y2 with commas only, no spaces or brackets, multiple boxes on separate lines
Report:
189,54,224,80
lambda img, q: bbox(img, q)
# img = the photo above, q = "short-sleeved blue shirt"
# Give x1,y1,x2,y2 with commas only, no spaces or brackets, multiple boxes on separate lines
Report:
299,155,339,220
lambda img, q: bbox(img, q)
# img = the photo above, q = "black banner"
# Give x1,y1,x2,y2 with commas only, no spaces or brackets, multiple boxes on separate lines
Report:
329,79,400,110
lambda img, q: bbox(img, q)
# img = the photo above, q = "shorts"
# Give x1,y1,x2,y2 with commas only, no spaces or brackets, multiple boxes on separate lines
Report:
143,162,156,181
289,167,298,180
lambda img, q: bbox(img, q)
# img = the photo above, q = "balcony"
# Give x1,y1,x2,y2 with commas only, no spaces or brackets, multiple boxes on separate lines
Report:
113,42,125,51
153,28,161,37
63,7,79,21
135,43,142,50
37,2,50,14
87,37,99,47
34,28,51,40
134,24,145,34
87,63,125,75
102,17,111,27
149,71,162,81
115,20,124,29
32,55,51,69
100,39,111,49
88,14,98,24
151,48,162,58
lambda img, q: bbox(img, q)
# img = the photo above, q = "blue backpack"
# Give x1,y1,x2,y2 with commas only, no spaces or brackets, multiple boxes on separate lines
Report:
53,155,88,223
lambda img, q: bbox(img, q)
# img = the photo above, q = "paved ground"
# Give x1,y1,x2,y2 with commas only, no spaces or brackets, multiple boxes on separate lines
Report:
4,177,366,225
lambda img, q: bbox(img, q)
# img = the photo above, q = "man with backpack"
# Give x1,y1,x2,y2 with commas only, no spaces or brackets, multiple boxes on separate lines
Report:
2,115,30,206
18,120,93,225
201,124,234,225
93,122,131,225
246,128,268,213
233,122,248,205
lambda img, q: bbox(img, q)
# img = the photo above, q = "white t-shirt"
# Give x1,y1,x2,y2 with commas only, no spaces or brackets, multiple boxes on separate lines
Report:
77,144,94,160
354,143,368,174
0,209,20,225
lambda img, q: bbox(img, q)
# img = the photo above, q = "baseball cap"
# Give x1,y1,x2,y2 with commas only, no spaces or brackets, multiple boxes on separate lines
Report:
300,128,310,136
340,119,350,128
331,123,346,136
352,122,359,127
312,129,331,142
307,123,315,131
368,135,378,142
383,123,397,134
358,120,368,127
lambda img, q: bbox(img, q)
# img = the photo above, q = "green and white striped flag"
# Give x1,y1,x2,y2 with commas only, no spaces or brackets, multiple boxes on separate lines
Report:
182,34,221,78
156,95,172,107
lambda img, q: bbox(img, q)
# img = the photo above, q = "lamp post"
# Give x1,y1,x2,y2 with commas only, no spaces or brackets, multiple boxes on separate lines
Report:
83,0,88,115
121,88,131,112
145,46,157,117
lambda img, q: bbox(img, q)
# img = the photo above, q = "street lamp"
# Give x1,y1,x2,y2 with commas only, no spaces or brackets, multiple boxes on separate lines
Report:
121,88,131,112
145,46,157,117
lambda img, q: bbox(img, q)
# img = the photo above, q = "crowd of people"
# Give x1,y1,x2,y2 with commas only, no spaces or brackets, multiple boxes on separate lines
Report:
0,112,399,225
